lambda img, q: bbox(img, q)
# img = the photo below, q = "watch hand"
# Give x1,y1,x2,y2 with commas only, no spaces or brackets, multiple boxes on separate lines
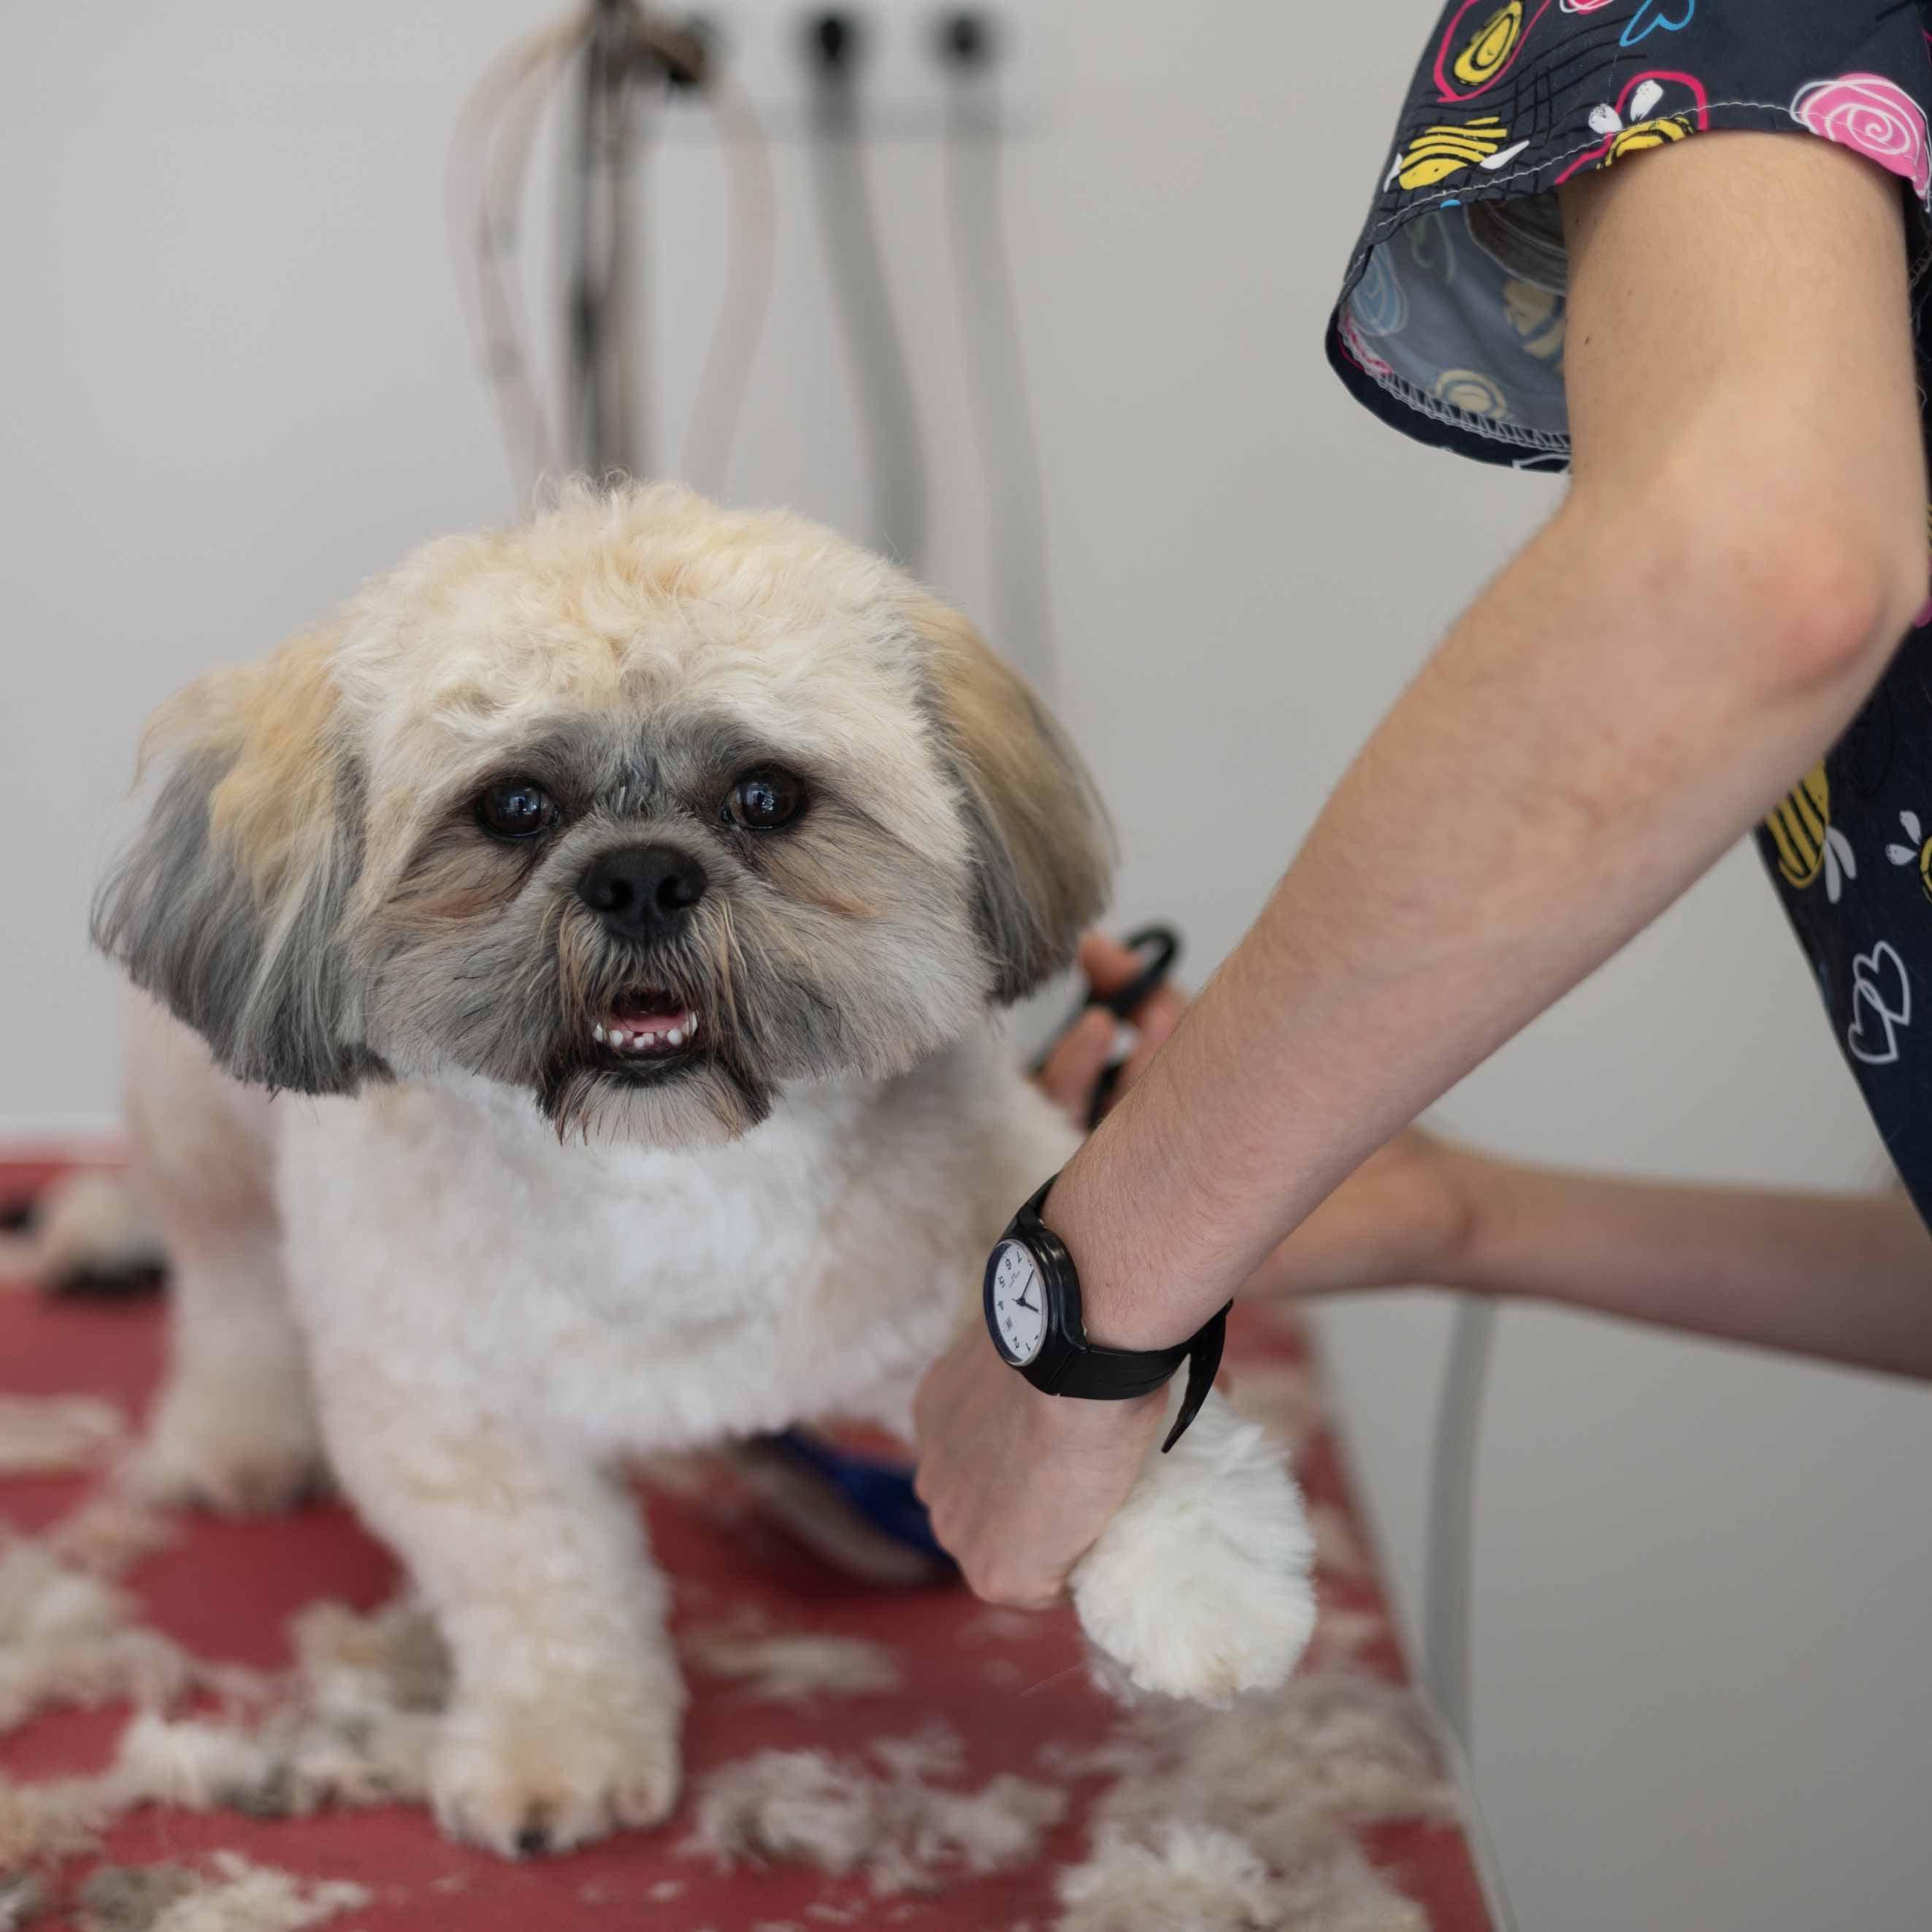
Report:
1016,1289,1039,1312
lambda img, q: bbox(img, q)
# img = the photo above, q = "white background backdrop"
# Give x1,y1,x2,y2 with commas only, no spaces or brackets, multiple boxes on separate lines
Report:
5,3,1931,1925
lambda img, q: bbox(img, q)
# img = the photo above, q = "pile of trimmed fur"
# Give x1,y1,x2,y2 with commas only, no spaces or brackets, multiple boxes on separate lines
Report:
1047,1672,1457,1932
2,1403,1459,1930
67,1853,367,1932
689,1722,1069,1896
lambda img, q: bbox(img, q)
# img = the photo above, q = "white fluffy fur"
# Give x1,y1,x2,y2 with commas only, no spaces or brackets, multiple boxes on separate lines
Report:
107,485,1316,1858
689,1730,1066,1895
1073,1383,1316,1705
0,1398,126,1478
77,1856,369,1932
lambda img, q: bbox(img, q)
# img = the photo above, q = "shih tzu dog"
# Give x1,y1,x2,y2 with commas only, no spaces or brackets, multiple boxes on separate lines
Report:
93,482,1314,1857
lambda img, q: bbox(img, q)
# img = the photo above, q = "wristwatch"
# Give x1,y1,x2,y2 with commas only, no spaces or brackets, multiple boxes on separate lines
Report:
983,1175,1232,1454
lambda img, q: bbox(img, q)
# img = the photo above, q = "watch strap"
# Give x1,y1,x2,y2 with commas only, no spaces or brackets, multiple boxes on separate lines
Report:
1005,1177,1233,1454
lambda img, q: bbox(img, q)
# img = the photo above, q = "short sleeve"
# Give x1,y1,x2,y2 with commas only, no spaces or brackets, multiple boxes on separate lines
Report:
1327,0,1932,468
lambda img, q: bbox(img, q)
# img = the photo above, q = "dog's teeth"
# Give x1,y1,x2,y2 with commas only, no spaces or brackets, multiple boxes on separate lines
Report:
607,1028,626,1049
593,1024,606,1043
688,1014,700,1035
666,1028,685,1047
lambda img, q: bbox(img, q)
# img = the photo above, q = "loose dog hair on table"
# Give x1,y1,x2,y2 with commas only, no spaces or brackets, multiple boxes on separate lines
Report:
91,480,1315,1858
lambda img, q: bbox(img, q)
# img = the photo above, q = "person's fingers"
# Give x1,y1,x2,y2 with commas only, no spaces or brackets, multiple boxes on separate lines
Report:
1036,1008,1114,1123
969,1563,1063,1611
1076,930,1145,996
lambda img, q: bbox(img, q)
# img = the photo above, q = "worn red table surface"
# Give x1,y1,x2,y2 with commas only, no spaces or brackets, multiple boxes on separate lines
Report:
1,1157,1495,1931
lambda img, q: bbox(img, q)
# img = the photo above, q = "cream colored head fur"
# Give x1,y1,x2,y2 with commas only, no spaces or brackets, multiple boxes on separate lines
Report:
94,480,1111,1144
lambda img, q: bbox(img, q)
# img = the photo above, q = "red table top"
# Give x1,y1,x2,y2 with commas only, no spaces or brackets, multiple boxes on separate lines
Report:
0,1156,1496,1931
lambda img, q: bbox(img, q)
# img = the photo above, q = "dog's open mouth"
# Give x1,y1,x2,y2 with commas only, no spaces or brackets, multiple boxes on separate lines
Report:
591,989,702,1065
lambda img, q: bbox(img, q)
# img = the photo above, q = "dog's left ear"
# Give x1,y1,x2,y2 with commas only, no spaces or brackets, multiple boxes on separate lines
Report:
93,626,378,1094
913,599,1113,1003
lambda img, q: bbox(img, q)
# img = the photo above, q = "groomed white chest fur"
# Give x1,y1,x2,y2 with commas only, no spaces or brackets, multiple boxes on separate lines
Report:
274,1030,1074,1454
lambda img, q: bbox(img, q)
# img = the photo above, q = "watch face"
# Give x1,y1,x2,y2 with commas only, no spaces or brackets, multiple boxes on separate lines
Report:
987,1238,1049,1367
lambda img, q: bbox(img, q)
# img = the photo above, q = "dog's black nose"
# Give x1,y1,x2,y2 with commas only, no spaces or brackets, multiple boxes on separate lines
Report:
578,844,708,939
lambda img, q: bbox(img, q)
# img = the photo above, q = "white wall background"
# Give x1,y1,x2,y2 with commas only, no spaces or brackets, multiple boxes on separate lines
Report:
5,4,1931,1926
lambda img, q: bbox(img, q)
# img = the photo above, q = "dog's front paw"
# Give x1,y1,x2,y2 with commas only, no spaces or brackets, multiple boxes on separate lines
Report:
1070,1391,1316,1704
432,1686,683,1857
128,1379,329,1515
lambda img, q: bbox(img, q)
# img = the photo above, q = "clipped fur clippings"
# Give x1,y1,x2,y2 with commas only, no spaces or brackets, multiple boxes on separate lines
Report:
0,1538,196,1733
0,1398,127,1476
1054,1824,1279,1932
0,1874,47,1931
689,1735,1067,1895
1091,1671,1457,1846
1045,1671,1457,1932
44,1496,177,1581
682,1614,903,1703
1054,1822,1427,1932
0,1771,118,1875
77,1856,369,1932
77,1863,199,1932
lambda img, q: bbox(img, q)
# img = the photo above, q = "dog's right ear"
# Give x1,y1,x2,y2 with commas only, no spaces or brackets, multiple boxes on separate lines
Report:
93,627,378,1095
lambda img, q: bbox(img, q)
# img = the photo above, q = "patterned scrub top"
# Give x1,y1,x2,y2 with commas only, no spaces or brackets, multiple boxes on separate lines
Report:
1328,1,1932,1222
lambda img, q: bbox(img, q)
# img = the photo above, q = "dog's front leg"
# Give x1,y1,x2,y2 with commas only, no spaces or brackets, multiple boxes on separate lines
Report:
310,1351,684,1857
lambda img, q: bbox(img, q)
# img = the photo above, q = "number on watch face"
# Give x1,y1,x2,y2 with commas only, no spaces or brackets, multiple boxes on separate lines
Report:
989,1239,1048,1365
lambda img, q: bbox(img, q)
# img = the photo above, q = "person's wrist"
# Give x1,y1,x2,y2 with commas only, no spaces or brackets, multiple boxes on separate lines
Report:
1042,1148,1231,1353
1429,1143,1518,1297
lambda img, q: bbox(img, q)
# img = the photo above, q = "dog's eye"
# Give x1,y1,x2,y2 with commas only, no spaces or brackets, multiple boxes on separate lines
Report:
477,779,560,840
724,767,805,832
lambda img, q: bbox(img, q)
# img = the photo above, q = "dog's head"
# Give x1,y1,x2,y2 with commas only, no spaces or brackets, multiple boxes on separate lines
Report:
94,483,1111,1145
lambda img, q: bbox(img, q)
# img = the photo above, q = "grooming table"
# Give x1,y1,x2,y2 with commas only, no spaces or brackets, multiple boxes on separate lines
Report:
1,1156,1499,1931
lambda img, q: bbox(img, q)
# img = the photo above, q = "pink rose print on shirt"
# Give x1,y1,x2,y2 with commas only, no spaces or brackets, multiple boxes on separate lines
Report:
1792,74,1932,208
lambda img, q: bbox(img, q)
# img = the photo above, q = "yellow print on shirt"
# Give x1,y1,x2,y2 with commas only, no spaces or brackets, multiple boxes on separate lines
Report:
1605,115,1690,163
1452,3,1525,88
1766,762,1855,902
1392,115,1530,191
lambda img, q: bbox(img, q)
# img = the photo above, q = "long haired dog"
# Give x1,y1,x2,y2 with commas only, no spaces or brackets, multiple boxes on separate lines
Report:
94,483,1314,1857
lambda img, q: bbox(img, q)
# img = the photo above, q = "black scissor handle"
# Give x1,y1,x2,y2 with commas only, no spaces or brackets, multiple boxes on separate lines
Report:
1086,924,1181,1024
1032,924,1184,1127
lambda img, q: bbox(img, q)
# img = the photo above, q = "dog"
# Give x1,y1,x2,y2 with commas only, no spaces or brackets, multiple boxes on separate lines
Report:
93,481,1315,1857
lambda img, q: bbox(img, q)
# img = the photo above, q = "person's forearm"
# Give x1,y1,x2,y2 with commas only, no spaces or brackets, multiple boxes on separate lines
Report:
1444,1154,1932,1379
1057,488,1912,1346
1048,135,1927,1354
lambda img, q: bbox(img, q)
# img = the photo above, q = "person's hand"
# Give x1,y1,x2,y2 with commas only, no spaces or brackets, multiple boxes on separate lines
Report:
1033,932,1187,1127
911,932,1196,1609
912,1323,1165,1608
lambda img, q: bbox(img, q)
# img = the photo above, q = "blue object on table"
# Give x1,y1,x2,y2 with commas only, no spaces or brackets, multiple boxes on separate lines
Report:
766,1427,955,1567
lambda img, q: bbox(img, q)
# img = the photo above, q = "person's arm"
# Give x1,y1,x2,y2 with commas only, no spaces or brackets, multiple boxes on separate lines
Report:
1046,946,1932,1374
1246,1130,1932,1381
914,131,1930,1607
